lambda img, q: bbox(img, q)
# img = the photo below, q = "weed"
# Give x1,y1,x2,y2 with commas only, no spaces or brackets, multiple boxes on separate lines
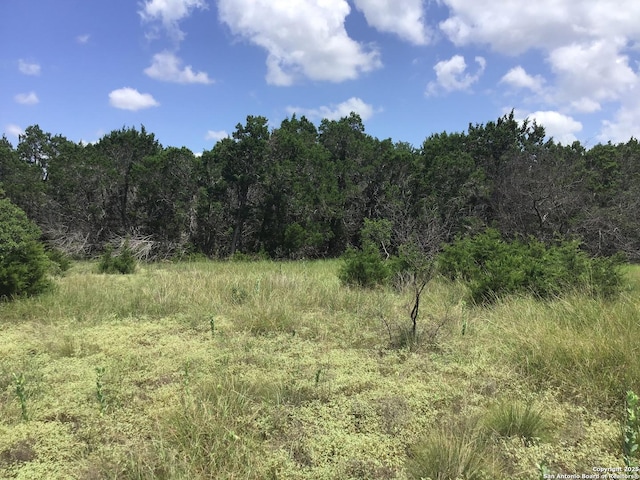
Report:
95,367,107,415
537,461,553,479
13,372,28,421
182,360,192,397
208,315,215,337
623,390,640,467
230,285,249,305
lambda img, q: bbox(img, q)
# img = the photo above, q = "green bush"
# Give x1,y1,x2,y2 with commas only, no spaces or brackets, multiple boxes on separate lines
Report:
98,241,136,274
45,248,72,275
0,197,51,299
339,244,391,288
438,229,623,303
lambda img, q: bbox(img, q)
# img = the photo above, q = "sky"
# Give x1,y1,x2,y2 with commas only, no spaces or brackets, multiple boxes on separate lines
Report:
2,0,640,154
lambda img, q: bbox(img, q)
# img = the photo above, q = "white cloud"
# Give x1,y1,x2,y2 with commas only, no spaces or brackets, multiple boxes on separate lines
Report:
439,0,640,55
4,124,24,139
570,97,602,114
437,1,640,143
145,51,213,84
14,92,39,105
426,55,485,95
286,97,375,121
518,110,583,145
500,66,545,93
598,100,640,143
18,59,41,76
139,0,207,42
108,87,160,111
77,34,90,44
217,0,381,85
352,0,430,45
548,38,638,110
205,130,229,141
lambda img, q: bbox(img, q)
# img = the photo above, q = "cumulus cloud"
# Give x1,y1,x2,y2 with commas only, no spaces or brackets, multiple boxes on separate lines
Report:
217,0,381,85
426,55,485,95
518,110,583,145
109,87,160,111
14,92,39,105
436,1,640,142
570,98,601,114
548,38,637,111
438,0,640,55
598,100,640,143
145,51,213,84
4,124,24,139
77,34,90,44
18,59,41,76
286,97,375,121
139,0,207,42
439,1,581,55
352,0,430,45
205,130,229,141
500,66,545,93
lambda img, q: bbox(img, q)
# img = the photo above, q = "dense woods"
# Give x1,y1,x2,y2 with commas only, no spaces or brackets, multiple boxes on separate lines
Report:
1,111,639,261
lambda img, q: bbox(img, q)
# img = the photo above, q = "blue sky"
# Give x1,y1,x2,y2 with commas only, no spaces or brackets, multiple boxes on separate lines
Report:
2,0,640,153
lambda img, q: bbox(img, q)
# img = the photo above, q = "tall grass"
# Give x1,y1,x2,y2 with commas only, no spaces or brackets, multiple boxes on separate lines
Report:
487,292,640,411
406,420,501,480
122,374,263,479
483,400,551,445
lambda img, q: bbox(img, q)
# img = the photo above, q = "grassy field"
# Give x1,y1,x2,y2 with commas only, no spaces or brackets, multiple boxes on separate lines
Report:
1,260,639,479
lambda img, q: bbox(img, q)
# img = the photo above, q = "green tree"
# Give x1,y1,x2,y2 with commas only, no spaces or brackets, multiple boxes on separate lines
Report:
0,193,51,299
43,139,98,254
417,131,485,237
578,139,640,259
93,126,161,236
222,116,270,255
319,112,377,253
131,147,198,255
465,111,546,227
261,115,337,257
192,145,231,257
1,129,52,222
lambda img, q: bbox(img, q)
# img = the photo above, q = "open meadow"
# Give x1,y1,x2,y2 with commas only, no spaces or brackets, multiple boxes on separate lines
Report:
1,260,639,479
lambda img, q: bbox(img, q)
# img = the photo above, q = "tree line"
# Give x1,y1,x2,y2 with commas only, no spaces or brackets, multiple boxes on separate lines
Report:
1,111,639,261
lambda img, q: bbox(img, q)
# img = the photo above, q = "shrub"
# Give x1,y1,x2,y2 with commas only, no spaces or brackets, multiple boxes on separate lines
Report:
98,240,136,274
0,196,51,299
45,247,72,275
339,244,391,288
438,229,623,303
